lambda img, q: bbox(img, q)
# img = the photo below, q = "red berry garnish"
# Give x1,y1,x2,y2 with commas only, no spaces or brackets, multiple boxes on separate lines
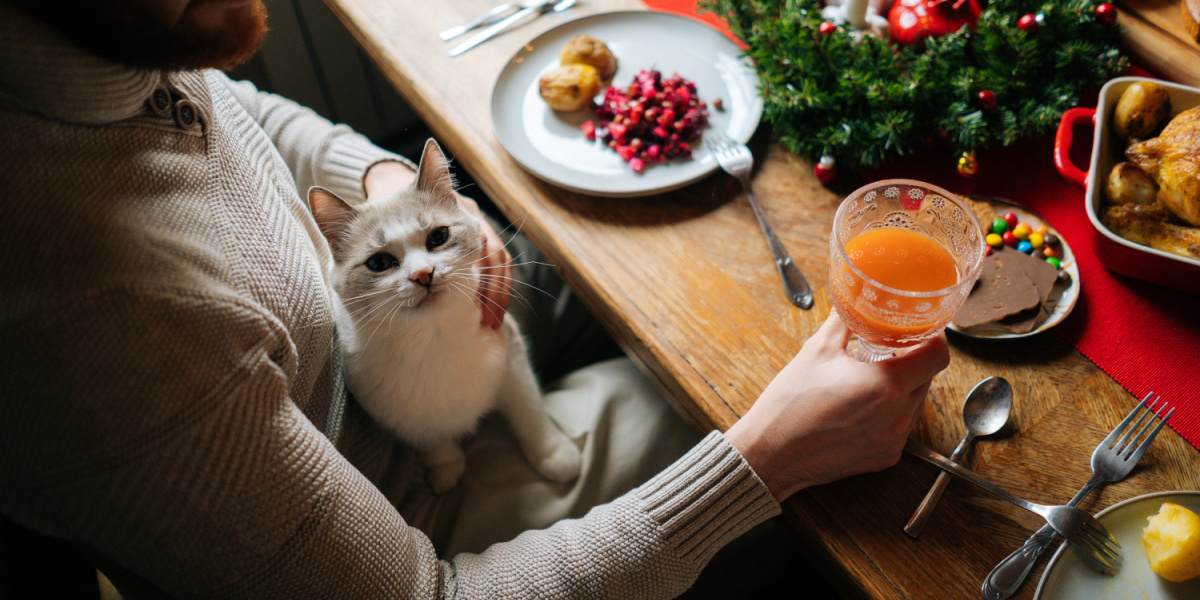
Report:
585,68,710,173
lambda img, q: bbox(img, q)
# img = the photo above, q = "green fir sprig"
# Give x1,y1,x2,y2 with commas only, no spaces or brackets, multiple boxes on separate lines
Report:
700,0,1126,170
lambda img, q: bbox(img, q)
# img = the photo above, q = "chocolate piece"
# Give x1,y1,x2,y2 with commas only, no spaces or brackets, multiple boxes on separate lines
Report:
999,252,1061,333
953,253,1042,329
1044,233,1060,247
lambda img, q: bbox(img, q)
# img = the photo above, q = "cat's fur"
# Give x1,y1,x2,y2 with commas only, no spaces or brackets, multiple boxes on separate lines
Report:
309,139,581,493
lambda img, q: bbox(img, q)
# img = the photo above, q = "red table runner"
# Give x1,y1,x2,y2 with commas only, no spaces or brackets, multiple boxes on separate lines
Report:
645,0,1200,450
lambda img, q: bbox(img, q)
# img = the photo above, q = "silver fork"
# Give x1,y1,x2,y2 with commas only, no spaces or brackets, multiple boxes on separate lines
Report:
709,133,814,309
906,440,1122,571
981,393,1175,599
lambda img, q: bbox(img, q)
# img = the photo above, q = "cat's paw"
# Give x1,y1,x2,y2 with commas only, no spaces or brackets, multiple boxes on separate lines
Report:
532,436,582,484
426,459,465,494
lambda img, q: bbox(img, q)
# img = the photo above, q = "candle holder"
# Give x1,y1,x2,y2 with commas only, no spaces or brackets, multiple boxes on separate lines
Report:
821,0,889,39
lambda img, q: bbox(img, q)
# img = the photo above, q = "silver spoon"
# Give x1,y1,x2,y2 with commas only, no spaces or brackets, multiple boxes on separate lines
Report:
904,376,1013,537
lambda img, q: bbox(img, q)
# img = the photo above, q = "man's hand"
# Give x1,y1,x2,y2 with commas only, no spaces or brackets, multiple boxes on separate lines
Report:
364,161,511,329
726,313,950,501
458,196,511,330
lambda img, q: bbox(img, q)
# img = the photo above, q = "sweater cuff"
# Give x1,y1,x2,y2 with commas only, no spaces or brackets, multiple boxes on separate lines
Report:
635,431,781,568
319,130,416,205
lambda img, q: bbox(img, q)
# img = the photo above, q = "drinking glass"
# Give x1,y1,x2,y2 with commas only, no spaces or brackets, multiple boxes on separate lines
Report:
830,179,986,362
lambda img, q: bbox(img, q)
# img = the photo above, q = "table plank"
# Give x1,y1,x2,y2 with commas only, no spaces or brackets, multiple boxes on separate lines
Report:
321,1,1200,598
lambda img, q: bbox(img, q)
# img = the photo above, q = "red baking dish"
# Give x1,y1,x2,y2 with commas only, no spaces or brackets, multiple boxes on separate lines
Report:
1054,76,1200,294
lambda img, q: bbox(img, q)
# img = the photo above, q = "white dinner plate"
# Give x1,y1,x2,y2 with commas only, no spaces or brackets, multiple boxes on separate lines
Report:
1036,490,1200,600
947,198,1080,340
490,10,762,197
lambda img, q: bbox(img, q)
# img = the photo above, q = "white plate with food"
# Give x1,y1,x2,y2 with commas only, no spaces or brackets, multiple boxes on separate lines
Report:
947,197,1080,340
1036,491,1200,600
490,10,762,197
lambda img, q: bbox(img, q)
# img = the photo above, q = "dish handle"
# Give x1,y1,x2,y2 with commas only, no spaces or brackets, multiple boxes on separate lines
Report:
1053,107,1096,187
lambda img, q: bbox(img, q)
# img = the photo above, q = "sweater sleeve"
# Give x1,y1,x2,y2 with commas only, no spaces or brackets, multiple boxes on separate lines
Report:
0,289,779,599
214,72,414,205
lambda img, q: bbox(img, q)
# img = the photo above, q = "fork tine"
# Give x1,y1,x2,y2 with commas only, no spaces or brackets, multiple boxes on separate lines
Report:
1102,392,1155,447
1126,405,1176,464
1110,392,1157,450
1121,398,1170,459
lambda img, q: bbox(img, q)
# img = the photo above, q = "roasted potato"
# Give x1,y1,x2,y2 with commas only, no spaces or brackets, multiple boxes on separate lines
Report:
538,64,600,112
1106,162,1159,205
1113,82,1172,141
560,34,617,82
1142,502,1200,583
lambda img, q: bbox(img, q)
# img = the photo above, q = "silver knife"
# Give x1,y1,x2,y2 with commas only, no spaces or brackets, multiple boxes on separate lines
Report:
440,3,515,42
449,0,575,57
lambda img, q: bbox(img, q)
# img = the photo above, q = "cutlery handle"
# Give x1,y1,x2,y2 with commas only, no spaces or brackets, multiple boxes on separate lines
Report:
904,439,1040,516
741,179,814,309
439,3,513,41
904,434,972,538
979,479,1100,600
449,3,538,57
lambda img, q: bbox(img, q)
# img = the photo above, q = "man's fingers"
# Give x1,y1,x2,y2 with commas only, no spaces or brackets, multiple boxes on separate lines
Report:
883,333,950,392
816,311,853,352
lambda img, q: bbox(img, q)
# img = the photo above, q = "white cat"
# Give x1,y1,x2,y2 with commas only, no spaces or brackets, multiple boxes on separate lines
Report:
308,138,581,493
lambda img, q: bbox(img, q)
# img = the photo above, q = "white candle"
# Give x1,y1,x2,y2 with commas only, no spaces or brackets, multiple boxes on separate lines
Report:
844,0,868,28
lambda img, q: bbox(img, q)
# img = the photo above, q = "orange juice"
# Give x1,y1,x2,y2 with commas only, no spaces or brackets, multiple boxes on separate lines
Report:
836,227,959,344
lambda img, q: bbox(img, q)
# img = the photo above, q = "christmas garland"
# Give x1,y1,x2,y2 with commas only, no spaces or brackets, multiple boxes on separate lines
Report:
700,0,1127,179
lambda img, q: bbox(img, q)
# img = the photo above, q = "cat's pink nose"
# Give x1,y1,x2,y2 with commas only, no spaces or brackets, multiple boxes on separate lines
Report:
410,269,433,288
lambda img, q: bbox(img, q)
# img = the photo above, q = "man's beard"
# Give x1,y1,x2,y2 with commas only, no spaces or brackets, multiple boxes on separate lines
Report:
9,0,269,71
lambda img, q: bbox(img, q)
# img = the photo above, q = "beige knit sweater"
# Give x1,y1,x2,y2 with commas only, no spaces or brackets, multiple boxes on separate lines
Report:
0,7,779,599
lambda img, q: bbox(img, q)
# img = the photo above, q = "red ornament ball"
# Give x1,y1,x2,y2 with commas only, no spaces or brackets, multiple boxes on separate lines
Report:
814,155,837,184
1017,13,1039,33
1095,3,1117,24
819,21,837,35
977,89,997,110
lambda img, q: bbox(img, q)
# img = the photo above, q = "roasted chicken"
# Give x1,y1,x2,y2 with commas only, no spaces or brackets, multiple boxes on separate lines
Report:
1126,106,1200,226
1103,203,1200,260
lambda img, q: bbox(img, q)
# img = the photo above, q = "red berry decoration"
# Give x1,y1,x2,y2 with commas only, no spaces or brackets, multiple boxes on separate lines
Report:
1017,13,1039,33
977,89,997,110
1095,2,1117,24
814,155,837,184
819,21,837,35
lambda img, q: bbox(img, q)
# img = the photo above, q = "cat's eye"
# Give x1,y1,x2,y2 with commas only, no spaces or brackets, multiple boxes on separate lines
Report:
364,252,399,272
426,226,450,250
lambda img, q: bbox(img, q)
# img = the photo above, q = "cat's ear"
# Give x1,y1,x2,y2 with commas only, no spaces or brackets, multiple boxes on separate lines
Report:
414,138,457,206
308,186,356,253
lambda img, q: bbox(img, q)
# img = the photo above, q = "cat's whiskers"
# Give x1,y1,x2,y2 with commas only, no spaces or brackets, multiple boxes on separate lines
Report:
474,272,558,302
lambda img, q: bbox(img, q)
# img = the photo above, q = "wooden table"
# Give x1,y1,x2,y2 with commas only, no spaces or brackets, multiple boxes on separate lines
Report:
323,1,1200,597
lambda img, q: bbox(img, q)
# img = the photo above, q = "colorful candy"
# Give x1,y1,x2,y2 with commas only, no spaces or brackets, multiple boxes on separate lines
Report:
980,209,1066,268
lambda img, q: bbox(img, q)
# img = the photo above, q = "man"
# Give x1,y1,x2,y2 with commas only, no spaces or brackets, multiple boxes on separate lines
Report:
0,1,949,598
